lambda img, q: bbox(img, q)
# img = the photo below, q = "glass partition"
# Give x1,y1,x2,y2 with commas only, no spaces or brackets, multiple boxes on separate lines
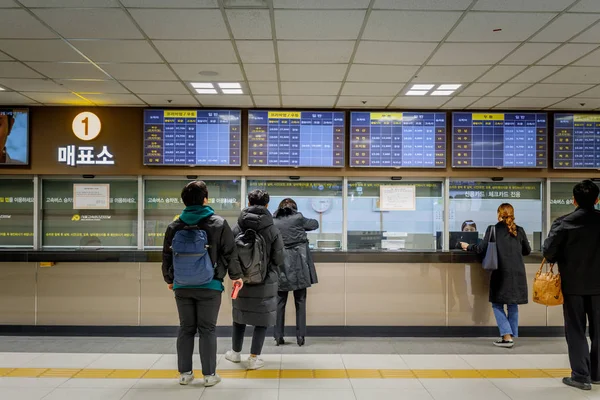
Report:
449,180,543,251
347,180,443,251
144,179,242,248
42,179,138,249
0,178,34,248
247,179,343,250
550,180,600,223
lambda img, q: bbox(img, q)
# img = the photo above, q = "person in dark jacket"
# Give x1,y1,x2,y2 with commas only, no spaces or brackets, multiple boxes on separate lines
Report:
162,181,244,387
543,180,600,391
272,198,319,347
461,203,531,348
225,189,285,370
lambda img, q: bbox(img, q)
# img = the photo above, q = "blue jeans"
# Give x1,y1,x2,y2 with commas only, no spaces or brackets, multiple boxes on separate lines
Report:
492,303,519,337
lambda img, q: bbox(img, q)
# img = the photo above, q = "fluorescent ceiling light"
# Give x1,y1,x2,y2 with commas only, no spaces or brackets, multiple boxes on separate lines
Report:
191,82,214,89
438,84,461,90
406,90,428,96
196,88,217,94
431,90,454,96
222,89,243,94
411,84,434,90
218,82,241,89
0,87,4,91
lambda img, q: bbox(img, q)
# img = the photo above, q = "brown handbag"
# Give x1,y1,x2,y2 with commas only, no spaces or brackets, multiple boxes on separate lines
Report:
532,258,564,306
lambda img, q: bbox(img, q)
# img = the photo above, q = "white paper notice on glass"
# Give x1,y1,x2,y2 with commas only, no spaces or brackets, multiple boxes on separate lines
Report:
379,185,416,211
73,184,110,210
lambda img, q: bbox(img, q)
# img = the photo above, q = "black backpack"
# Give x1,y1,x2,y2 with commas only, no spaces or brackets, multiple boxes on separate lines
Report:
235,229,268,285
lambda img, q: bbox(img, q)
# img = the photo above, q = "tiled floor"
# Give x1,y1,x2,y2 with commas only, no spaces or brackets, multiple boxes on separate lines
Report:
0,336,594,399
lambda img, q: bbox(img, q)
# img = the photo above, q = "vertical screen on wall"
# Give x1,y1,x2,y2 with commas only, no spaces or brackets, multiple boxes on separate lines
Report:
42,180,138,248
0,179,34,247
0,108,29,165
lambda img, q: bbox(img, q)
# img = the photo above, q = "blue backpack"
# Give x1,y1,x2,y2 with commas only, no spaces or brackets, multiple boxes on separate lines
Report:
172,226,214,287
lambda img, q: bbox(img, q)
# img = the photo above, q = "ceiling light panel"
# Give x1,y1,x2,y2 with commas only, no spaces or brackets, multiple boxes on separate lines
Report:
222,89,244,94
411,84,434,90
218,82,242,89
431,90,454,95
191,82,214,88
406,90,428,96
195,88,217,94
438,84,461,90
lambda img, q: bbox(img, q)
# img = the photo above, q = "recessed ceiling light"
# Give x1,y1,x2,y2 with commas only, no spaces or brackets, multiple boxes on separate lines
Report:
196,89,218,94
0,87,5,91
222,89,243,94
438,84,461,90
218,83,241,89
431,90,454,96
199,71,218,76
406,90,428,96
191,82,214,89
411,84,434,90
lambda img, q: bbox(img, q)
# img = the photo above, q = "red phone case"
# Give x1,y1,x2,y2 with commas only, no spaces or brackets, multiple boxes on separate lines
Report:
231,282,241,299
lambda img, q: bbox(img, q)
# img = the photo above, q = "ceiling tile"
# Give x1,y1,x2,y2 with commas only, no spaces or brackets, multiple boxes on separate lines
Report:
0,92,39,105
0,10,57,39
0,52,12,61
487,83,532,97
473,0,574,11
275,10,365,40
282,95,336,107
429,43,519,65
448,12,555,42
0,39,85,62
347,64,418,83
517,83,593,97
415,66,490,83
249,81,278,95
469,97,508,108
574,48,600,66
237,41,275,64
390,96,450,108
33,9,143,39
170,63,243,81
0,0,17,6
0,62,43,78
25,62,107,79
570,0,600,12
153,40,236,63
281,81,341,96
537,44,597,65
532,14,600,42
542,66,600,84
548,97,600,109
273,0,369,8
253,95,280,107
226,9,271,40
572,23,600,43
71,40,162,63
373,0,471,10
510,66,560,83
244,64,277,81
121,0,217,6
458,83,500,96
101,63,178,80
500,43,561,65
0,78,69,92
57,79,130,93
279,64,346,81
341,82,403,96
122,80,189,94
81,93,145,105
195,94,253,107
497,97,564,108
278,41,355,64
129,9,228,40
24,92,93,105
353,41,436,65
442,96,479,108
477,66,526,83
21,0,118,6
336,96,394,107
578,86,600,98
363,10,461,41
138,94,199,106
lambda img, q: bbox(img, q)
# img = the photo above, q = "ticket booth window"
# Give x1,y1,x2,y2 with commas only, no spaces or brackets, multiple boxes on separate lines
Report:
550,180,600,223
0,179,34,248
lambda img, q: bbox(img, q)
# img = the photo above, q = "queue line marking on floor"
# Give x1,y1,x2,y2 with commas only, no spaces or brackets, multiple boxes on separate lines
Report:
0,368,572,379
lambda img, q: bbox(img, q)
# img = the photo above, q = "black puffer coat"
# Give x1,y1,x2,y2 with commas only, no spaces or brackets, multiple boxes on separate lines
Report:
232,206,284,327
273,210,319,292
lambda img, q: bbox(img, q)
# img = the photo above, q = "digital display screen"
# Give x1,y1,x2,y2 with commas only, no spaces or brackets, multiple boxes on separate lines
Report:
452,112,547,168
143,109,241,166
0,108,29,165
350,112,446,167
248,111,345,167
554,114,600,169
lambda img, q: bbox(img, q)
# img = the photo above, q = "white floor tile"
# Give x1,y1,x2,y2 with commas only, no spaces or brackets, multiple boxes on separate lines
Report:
200,388,278,400
497,386,589,400
132,378,183,390
279,378,352,389
42,388,129,400
420,378,502,392
209,379,279,389
427,387,511,400
0,387,53,400
281,354,345,370
0,353,42,368
342,354,408,370
490,378,565,389
86,354,162,370
217,354,281,370
460,354,536,370
518,354,571,369
121,388,204,400
402,355,473,370
278,389,357,400
354,388,433,400
59,378,139,389
0,377,68,388
350,378,424,389
22,353,102,369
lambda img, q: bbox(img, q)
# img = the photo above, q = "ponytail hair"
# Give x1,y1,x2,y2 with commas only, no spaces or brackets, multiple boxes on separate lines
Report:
497,203,517,237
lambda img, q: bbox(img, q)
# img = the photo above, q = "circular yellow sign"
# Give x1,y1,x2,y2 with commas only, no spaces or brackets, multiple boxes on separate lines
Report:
72,112,101,141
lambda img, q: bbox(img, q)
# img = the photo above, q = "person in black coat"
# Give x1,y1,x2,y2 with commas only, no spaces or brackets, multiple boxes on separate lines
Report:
273,198,319,347
543,180,600,391
461,203,531,348
225,189,284,371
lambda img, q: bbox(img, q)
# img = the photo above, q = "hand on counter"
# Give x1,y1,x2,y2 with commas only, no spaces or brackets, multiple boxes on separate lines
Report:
460,242,469,251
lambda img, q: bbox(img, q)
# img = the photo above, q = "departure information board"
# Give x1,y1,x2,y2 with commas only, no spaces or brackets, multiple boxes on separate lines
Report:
452,112,547,168
143,109,241,166
350,112,446,167
248,111,345,167
554,114,600,169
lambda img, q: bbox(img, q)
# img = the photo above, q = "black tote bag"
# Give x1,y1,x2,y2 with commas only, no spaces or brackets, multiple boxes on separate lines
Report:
482,226,498,271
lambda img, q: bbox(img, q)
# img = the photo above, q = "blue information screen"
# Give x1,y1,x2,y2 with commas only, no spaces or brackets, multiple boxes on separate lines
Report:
350,112,446,167
452,112,547,168
554,114,600,169
248,111,345,167
143,109,241,166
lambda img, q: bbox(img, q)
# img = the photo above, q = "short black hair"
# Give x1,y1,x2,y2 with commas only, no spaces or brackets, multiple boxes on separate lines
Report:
181,181,208,206
248,189,269,207
573,180,600,209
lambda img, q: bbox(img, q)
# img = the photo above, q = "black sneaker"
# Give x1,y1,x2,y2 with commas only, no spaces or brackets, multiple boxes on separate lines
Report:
493,339,514,348
562,377,591,391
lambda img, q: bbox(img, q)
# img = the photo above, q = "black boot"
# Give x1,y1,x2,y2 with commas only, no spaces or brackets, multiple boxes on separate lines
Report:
275,338,285,346
297,336,305,347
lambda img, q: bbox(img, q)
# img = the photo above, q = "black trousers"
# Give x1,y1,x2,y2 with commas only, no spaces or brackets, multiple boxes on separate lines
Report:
232,322,267,355
274,288,307,339
563,294,600,383
174,288,222,376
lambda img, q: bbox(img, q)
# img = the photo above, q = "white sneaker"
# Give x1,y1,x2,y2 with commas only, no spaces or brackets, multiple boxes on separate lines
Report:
179,371,194,385
247,356,264,370
225,350,242,363
204,374,221,387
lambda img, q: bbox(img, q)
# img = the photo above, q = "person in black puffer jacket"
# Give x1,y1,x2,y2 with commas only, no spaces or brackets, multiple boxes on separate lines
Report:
273,198,319,347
